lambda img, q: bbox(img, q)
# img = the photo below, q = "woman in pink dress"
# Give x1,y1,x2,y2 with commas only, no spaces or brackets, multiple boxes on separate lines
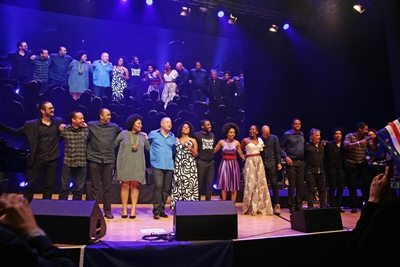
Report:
241,125,273,215
214,122,246,202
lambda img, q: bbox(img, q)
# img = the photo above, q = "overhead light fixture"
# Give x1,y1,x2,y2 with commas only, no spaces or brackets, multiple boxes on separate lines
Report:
269,24,278,32
199,7,208,12
217,10,225,18
283,23,290,30
353,4,365,13
180,6,191,16
228,14,237,24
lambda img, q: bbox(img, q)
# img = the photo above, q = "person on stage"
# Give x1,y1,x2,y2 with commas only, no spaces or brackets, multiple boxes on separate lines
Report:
92,52,113,97
261,125,282,215
170,121,198,211
111,56,129,100
161,62,178,109
214,122,245,202
144,61,163,100
148,117,175,219
68,50,93,100
115,114,149,219
49,46,73,87
58,111,90,200
241,125,273,215
128,56,143,104
194,119,216,201
0,101,63,203
281,118,306,214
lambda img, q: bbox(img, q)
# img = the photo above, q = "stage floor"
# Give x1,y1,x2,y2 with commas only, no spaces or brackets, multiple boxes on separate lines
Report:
97,196,359,242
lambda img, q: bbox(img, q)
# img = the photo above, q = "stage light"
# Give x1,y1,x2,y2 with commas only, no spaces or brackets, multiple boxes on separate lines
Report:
146,0,153,5
353,4,365,13
228,14,237,25
218,11,225,18
269,24,278,32
213,184,218,190
180,6,191,16
69,182,74,188
19,181,28,188
199,7,208,12
283,24,289,30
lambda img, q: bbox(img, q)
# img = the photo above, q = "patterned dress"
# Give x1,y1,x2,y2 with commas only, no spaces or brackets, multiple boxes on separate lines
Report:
146,71,163,99
170,138,198,210
161,69,178,109
242,138,273,215
111,67,127,99
217,141,241,191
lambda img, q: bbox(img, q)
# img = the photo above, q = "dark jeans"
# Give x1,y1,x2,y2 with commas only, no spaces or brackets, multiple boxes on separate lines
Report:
49,78,68,87
346,162,371,208
192,88,206,102
327,168,345,207
306,172,326,208
286,160,306,210
265,163,279,205
129,83,143,104
197,159,215,201
24,159,57,203
152,167,173,216
92,85,107,98
88,161,114,214
59,164,87,200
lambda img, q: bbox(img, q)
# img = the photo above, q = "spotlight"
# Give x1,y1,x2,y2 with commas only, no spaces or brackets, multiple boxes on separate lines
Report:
146,0,153,5
69,182,74,188
199,7,208,12
213,184,218,190
19,181,28,188
269,24,278,32
217,11,225,18
353,4,365,13
283,23,289,30
180,6,191,16
228,14,237,25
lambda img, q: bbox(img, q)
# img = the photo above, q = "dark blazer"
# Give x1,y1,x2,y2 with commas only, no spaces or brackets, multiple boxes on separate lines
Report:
0,117,63,167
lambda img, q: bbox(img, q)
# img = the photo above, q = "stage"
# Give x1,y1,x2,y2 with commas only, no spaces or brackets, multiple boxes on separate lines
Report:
50,196,360,267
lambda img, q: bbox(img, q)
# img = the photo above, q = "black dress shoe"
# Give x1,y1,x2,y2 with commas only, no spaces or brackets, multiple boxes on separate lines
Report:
121,215,128,219
129,215,136,219
105,213,114,219
160,213,169,218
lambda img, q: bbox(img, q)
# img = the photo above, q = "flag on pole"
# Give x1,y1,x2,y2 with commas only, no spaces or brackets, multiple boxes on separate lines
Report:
376,118,400,169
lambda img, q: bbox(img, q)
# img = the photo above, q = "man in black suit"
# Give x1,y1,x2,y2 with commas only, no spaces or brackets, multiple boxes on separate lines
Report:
0,101,63,202
0,41,33,88
176,62,190,99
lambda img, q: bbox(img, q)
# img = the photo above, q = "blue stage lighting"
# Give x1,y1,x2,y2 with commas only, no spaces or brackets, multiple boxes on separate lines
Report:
146,0,153,6
213,184,218,189
283,24,290,30
19,181,28,187
69,182,74,188
217,11,224,18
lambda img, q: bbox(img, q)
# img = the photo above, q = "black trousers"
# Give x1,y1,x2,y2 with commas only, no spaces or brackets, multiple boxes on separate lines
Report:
346,162,371,208
327,168,345,207
88,161,114,214
197,159,215,201
24,158,57,203
286,160,306,210
306,172,326,208
265,164,279,205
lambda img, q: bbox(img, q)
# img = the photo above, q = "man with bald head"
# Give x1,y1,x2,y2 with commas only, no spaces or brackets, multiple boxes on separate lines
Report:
148,117,176,219
175,62,190,98
49,46,73,87
87,108,121,219
92,52,113,97
261,125,282,215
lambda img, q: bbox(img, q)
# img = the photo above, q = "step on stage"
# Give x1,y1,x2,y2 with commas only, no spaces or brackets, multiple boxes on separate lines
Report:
33,196,361,267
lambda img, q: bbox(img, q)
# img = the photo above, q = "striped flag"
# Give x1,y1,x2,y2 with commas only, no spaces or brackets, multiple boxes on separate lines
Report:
376,118,400,169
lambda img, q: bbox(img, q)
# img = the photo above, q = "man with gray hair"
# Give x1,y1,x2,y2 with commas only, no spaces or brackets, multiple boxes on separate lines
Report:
92,52,113,97
304,128,326,209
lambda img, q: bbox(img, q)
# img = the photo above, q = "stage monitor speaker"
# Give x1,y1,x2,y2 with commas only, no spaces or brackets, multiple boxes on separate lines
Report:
174,201,237,241
30,200,107,244
290,208,343,233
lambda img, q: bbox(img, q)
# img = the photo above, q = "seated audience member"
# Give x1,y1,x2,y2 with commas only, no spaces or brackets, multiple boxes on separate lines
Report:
346,166,400,266
0,193,77,267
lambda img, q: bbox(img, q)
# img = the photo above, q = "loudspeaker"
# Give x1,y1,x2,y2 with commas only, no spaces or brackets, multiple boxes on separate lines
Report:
290,208,343,233
174,201,238,241
30,200,107,244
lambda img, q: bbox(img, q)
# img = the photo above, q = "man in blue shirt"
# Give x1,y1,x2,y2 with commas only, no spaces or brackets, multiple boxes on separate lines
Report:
148,117,175,219
49,46,73,87
92,52,113,98
281,118,306,214
189,61,208,103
